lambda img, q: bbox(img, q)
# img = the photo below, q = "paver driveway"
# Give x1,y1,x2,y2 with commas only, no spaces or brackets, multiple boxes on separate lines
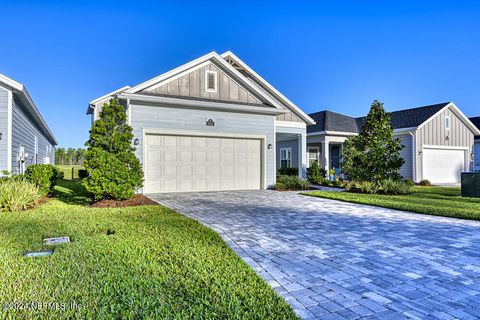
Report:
149,190,480,319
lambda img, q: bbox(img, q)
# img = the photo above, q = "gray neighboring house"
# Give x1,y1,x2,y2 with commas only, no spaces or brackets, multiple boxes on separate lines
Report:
0,74,57,175
470,116,480,172
87,51,315,193
288,102,479,184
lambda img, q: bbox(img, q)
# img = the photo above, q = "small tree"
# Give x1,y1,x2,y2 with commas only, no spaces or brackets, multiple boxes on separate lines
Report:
84,99,143,200
342,100,405,183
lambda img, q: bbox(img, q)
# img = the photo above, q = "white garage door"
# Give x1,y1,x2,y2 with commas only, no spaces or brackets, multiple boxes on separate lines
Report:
144,134,262,193
423,148,465,184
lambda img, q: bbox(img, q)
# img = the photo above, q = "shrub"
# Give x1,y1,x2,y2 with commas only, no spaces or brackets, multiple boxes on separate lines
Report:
358,181,378,194
307,161,326,183
419,179,432,186
57,170,65,180
277,167,298,176
78,169,88,179
0,178,42,212
345,180,357,192
273,182,287,191
380,178,413,195
25,164,59,196
404,179,415,187
84,99,144,201
276,175,310,190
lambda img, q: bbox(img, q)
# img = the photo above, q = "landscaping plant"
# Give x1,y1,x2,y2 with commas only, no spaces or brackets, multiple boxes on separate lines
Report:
0,178,41,212
419,179,432,186
342,100,405,183
277,167,299,176
274,175,310,190
307,160,326,184
84,99,143,200
25,164,60,196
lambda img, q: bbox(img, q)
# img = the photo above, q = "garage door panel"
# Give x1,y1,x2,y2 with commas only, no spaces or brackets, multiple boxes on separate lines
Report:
423,148,465,184
145,134,262,193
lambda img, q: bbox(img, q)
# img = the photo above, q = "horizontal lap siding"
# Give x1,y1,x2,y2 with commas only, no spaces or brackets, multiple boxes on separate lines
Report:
416,107,475,179
130,104,275,191
0,87,8,172
11,98,54,173
396,134,413,180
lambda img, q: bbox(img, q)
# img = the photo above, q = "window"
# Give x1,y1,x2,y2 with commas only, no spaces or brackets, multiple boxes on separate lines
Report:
308,147,319,167
280,148,292,168
330,145,341,170
445,116,450,130
205,71,218,92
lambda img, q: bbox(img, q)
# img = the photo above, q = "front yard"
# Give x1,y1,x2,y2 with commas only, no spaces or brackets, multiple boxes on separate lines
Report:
0,179,296,319
304,186,480,221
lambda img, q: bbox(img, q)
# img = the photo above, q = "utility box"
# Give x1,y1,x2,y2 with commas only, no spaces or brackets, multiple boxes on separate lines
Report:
461,172,480,198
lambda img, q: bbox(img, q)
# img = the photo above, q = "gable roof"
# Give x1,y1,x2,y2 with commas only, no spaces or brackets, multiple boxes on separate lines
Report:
88,51,315,124
87,85,131,114
308,102,479,135
470,116,480,139
0,73,57,145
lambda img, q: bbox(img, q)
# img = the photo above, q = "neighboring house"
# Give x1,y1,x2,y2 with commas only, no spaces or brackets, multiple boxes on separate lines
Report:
87,51,315,193
294,102,479,184
0,74,57,175
470,116,480,172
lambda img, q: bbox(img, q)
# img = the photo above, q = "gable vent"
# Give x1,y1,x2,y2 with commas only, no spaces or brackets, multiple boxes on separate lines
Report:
205,71,217,92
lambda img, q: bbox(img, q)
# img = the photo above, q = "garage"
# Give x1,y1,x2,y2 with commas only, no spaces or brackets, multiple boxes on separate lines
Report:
144,134,262,193
422,148,466,184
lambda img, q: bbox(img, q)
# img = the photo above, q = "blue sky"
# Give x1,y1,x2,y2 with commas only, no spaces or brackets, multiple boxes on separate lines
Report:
1,1,479,148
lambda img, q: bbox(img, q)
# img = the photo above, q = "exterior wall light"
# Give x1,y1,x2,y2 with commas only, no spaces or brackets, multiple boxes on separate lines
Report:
0,132,2,140
267,143,273,149
134,138,140,146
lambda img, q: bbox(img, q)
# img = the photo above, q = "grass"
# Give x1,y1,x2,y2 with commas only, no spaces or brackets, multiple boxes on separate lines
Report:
303,186,480,221
0,179,297,319
55,165,84,180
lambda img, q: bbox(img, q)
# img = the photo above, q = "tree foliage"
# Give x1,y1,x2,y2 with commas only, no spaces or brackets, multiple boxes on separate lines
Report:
342,100,405,183
55,147,86,165
84,99,143,200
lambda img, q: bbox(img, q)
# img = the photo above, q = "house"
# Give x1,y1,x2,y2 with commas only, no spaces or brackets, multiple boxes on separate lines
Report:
470,116,480,172
0,74,57,175
293,102,479,184
87,51,315,193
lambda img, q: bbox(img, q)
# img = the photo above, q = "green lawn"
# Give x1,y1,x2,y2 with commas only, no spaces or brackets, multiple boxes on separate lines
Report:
304,186,480,221
55,165,84,180
0,179,296,319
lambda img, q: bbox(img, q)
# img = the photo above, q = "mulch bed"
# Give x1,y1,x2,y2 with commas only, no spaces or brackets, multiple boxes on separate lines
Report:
90,195,159,208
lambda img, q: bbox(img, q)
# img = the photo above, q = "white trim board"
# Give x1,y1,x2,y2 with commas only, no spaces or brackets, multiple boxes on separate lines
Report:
275,120,306,129
7,90,13,172
120,93,287,116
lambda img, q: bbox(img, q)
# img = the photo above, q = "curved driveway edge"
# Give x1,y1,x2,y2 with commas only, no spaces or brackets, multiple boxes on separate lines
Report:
149,190,480,320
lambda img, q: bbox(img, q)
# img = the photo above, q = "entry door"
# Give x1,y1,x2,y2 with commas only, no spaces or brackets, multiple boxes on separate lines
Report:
145,134,262,193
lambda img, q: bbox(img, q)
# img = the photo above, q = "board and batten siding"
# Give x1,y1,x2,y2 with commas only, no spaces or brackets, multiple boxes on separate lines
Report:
276,112,303,123
415,106,475,180
129,104,276,192
395,134,413,180
11,98,54,174
0,86,9,172
144,62,263,105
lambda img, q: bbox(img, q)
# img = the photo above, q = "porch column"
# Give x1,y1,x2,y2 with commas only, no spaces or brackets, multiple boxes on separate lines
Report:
298,133,307,178
322,140,329,175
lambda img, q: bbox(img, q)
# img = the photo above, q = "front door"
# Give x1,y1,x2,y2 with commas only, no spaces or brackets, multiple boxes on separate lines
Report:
330,145,341,171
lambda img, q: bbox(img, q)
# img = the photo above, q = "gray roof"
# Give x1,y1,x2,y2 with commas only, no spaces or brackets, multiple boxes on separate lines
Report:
470,116,480,139
308,102,450,134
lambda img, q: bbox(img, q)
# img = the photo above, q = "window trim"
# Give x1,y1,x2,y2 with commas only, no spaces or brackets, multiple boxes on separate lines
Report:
445,116,450,130
205,70,218,93
280,147,292,168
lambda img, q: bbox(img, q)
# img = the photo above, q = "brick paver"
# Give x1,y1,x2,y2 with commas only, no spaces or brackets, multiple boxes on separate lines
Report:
148,190,480,319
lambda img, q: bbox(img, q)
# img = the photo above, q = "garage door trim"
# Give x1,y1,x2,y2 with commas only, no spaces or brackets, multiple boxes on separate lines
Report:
422,145,468,184
142,128,267,193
